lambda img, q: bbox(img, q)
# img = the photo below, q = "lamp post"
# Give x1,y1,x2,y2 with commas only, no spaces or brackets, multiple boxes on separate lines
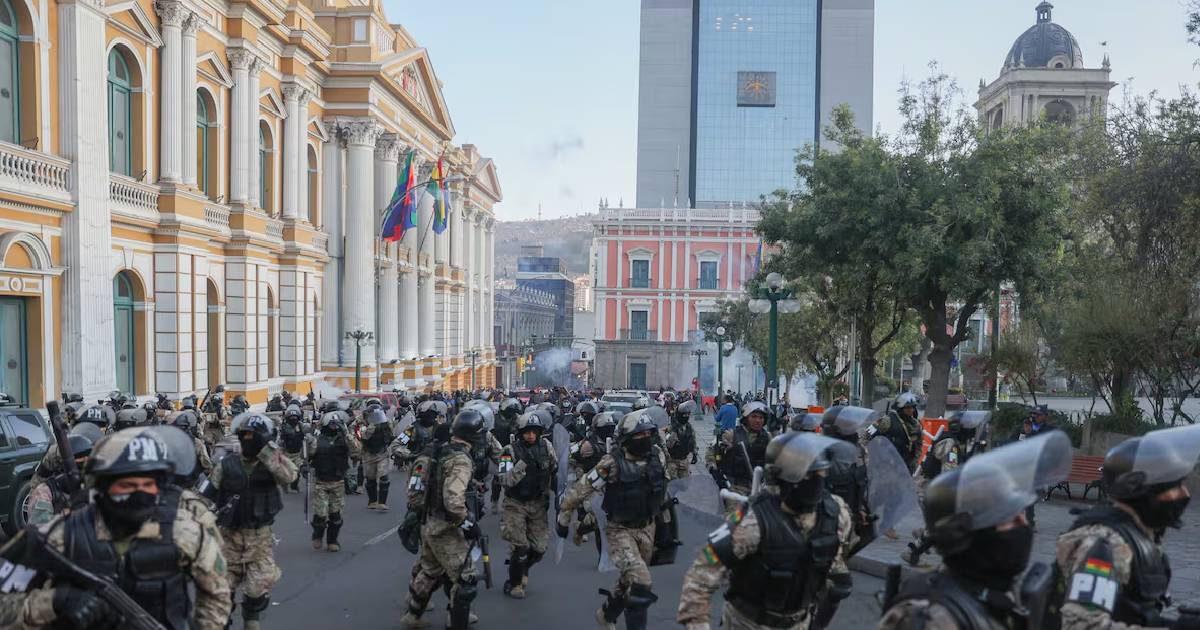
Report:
690,349,708,394
752,356,760,392
749,272,801,407
736,363,744,396
711,325,729,397
344,329,374,393
467,348,481,391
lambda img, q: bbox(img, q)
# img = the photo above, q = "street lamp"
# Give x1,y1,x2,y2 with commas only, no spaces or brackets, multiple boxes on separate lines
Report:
752,356,760,392
710,325,730,397
344,329,374,393
690,349,708,393
749,272,801,407
467,348,482,391
736,363,744,395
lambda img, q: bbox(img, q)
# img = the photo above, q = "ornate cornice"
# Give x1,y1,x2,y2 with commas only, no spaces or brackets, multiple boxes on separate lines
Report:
154,1,188,27
341,119,380,147
375,134,400,162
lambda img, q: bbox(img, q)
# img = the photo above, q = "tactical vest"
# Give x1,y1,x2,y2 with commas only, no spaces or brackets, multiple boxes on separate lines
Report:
921,434,958,479
1069,505,1171,626
62,489,191,629
216,454,283,529
667,423,696,460
882,411,917,467
721,426,769,487
494,414,514,447
575,436,606,472
507,439,553,502
428,443,471,519
280,422,304,454
313,433,350,482
601,447,666,527
363,423,393,455
725,494,841,626
891,570,1014,630
826,457,868,516
410,423,434,454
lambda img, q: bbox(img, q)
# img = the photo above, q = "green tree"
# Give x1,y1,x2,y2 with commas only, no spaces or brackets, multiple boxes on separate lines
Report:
981,322,1053,405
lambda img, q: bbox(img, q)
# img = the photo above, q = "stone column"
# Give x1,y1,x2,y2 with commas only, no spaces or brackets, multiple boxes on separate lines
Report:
156,0,186,183
485,221,494,347
417,161,436,357
246,58,262,208
475,218,486,349
58,0,115,399
296,91,311,223
341,120,380,370
462,208,474,351
374,134,400,362
450,191,463,268
281,84,302,219
228,49,252,203
399,153,420,360
181,12,199,186
319,133,344,367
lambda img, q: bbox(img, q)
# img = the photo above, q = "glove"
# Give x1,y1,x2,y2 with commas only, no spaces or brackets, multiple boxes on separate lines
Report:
53,585,120,628
512,460,527,475
555,519,570,539
459,519,481,540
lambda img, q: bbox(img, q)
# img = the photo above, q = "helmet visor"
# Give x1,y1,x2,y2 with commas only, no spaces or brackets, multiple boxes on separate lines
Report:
956,431,1071,531
1131,424,1200,487
766,433,857,484
144,425,198,478
947,410,992,430
822,405,880,435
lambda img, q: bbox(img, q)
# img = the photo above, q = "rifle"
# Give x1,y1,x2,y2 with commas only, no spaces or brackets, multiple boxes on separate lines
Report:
215,493,241,521
45,401,85,509
5,527,168,630
478,532,493,590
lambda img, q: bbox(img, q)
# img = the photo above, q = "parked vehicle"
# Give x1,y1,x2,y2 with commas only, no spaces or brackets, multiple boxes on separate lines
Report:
0,394,53,536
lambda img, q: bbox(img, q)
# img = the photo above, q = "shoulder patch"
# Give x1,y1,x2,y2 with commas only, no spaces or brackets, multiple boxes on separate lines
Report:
1066,539,1119,613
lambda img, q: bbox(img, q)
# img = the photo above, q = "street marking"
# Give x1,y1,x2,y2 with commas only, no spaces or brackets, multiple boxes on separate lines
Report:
364,524,401,547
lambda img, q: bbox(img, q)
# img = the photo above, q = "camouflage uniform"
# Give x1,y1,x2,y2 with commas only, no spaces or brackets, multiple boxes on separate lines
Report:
306,429,362,542
498,436,557,597
202,412,226,449
867,410,923,474
403,440,478,625
707,428,767,513
360,421,395,509
209,442,298,607
0,488,232,629
677,491,854,630
24,480,56,526
663,423,697,480
194,434,215,476
877,599,967,630
1054,516,1155,630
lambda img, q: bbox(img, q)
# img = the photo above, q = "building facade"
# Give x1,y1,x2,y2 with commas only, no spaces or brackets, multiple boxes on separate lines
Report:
515,246,575,340
493,286,556,389
635,0,874,208
591,205,759,390
0,0,497,406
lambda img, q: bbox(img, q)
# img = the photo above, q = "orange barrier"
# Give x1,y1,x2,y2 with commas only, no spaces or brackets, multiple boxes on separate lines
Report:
920,418,948,460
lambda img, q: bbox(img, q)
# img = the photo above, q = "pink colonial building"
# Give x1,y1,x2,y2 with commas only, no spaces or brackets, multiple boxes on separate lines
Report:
591,205,760,390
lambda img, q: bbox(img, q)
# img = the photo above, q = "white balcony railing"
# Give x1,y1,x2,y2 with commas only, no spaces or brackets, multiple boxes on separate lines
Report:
266,217,283,240
109,174,159,214
0,142,71,201
312,232,328,251
204,203,230,229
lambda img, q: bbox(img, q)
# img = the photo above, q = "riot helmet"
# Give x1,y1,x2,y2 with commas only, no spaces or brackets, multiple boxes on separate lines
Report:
143,425,199,484
451,409,486,449
69,421,105,446
417,400,448,426
113,407,150,431
462,399,496,431
673,400,698,423
230,394,250,415
66,434,94,461
77,405,115,430
790,412,823,433
615,409,657,457
532,402,561,424
499,398,523,419
179,395,198,411
231,412,274,458
365,408,389,426
1102,424,1200,529
820,406,880,441
591,411,617,442
514,411,548,441
577,400,600,422
894,392,919,415
765,432,856,514
283,404,304,422
319,399,340,414
170,410,199,436
319,410,348,433
86,427,175,480
741,400,770,430
364,397,384,411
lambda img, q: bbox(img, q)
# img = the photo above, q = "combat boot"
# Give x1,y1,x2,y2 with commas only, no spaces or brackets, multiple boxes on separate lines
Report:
399,612,430,628
242,595,270,630
326,512,343,552
365,478,379,509
311,518,326,550
595,588,625,630
377,480,391,511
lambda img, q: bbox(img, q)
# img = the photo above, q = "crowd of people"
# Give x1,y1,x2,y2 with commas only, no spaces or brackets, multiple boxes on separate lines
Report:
0,384,1196,630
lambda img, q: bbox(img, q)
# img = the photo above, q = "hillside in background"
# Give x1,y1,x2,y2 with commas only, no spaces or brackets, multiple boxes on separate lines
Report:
495,214,595,280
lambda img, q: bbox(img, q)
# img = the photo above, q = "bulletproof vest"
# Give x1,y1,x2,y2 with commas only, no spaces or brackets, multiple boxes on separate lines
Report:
507,439,553,502
410,423,434,453
280,421,304,454
313,432,350,482
666,422,696,460
601,446,666,527
921,433,958,479
891,570,1014,630
725,493,841,624
494,414,514,447
363,423,393,455
1070,505,1171,626
62,489,192,629
575,435,606,472
883,411,917,466
721,426,770,487
429,443,472,519
216,454,283,529
826,457,868,516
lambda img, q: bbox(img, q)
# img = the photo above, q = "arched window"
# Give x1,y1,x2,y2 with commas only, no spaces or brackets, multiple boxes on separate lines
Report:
1044,100,1075,126
0,0,19,145
258,121,274,213
108,50,133,176
307,145,319,224
196,93,210,194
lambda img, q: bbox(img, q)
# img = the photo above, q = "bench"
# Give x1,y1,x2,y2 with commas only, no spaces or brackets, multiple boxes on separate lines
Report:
1046,455,1106,501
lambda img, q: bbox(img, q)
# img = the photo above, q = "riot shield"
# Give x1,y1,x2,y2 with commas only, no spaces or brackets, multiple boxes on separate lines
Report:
955,432,1072,531
865,438,919,537
464,400,496,431
668,474,723,517
1129,424,1200,486
642,405,669,431
591,493,615,573
822,405,881,436
552,423,571,563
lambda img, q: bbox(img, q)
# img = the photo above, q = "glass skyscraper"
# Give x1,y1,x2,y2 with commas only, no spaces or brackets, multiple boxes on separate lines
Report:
692,0,820,206
635,0,872,210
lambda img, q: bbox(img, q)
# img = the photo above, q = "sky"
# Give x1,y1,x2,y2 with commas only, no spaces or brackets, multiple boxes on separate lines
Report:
386,0,1199,221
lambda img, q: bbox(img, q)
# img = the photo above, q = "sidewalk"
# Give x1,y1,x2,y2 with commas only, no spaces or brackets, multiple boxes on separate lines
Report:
680,414,1200,604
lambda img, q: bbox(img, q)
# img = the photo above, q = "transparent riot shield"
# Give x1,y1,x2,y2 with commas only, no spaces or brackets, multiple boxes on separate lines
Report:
955,432,1072,530
865,438,919,536
143,424,198,484
1130,424,1200,486
552,423,571,563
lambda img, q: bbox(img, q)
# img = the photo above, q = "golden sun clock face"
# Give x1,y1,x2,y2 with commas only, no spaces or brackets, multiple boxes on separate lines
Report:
736,71,776,107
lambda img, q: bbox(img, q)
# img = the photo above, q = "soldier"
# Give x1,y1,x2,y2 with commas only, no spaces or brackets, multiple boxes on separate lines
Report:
0,427,232,629
401,409,487,629
879,432,1072,630
230,394,251,417
865,392,923,473
557,409,668,630
676,432,856,630
27,431,94,525
73,404,114,433
394,400,447,466
201,386,228,449
490,398,523,509
171,405,214,479
663,400,699,480
919,414,969,483
498,410,557,599
206,412,298,630
112,407,148,432
569,410,616,546
708,401,772,512
307,409,361,552
361,407,395,510
1054,424,1200,629
279,403,307,492
790,412,823,433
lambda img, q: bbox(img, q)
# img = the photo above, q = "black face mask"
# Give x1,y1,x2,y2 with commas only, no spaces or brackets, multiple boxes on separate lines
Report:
782,476,825,513
947,523,1034,589
626,436,652,457
97,490,159,536
240,434,266,458
1129,487,1191,530
594,426,615,441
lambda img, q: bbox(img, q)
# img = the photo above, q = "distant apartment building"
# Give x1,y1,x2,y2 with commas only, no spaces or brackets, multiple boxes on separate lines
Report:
573,276,594,312
591,206,759,390
516,246,576,340
493,286,558,389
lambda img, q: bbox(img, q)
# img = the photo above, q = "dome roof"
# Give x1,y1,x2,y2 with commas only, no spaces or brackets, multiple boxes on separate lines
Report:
1003,2,1084,70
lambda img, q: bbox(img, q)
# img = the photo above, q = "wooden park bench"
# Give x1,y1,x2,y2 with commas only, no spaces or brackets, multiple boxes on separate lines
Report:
1046,454,1106,501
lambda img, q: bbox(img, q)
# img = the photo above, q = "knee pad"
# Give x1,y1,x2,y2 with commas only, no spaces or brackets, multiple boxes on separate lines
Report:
626,583,657,610
453,577,479,607
241,594,270,620
311,515,327,528
527,550,544,567
329,511,343,526
512,546,530,563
